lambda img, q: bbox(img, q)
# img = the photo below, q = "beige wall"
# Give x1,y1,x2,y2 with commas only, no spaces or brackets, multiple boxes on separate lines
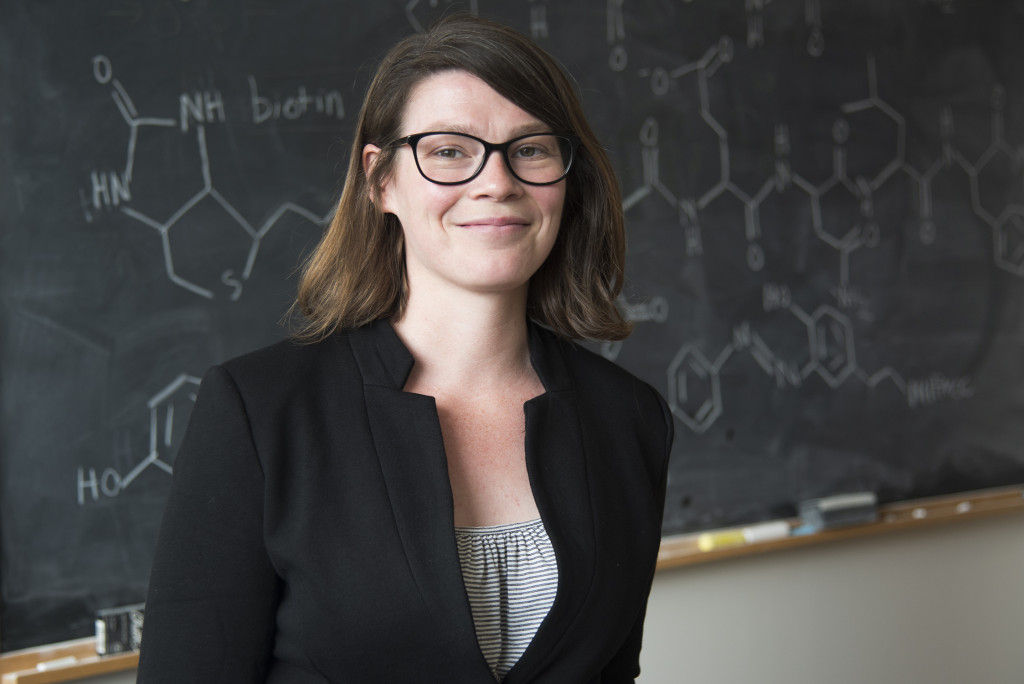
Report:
639,512,1024,684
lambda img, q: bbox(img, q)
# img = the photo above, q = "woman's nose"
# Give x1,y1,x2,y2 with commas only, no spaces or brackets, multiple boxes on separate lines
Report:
469,150,523,199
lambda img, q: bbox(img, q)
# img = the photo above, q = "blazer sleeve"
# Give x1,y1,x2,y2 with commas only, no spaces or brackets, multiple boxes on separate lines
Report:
137,365,281,683
601,387,675,683
600,602,649,683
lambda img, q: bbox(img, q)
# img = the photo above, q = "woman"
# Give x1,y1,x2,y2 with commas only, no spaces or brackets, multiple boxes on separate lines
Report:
138,14,673,684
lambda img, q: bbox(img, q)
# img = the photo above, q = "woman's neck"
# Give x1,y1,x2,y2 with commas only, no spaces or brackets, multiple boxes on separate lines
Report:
392,287,534,394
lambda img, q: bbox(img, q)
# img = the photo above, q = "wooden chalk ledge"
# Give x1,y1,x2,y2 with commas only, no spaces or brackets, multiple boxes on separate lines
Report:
0,637,137,684
657,485,1024,569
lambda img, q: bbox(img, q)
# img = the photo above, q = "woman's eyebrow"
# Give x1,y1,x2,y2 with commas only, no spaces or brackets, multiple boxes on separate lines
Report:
414,122,553,138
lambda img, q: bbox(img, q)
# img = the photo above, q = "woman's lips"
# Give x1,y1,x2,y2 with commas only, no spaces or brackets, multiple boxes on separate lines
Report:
457,216,530,228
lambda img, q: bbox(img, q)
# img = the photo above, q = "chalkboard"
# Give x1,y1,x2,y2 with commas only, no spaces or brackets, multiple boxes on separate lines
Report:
3,0,1023,653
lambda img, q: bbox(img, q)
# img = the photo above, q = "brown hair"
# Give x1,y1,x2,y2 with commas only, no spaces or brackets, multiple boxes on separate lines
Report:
293,14,630,341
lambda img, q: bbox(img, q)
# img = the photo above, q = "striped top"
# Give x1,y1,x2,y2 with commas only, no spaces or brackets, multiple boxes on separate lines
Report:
454,518,559,681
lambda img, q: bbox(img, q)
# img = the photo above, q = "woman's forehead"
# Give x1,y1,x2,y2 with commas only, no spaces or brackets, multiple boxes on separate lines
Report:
401,70,547,136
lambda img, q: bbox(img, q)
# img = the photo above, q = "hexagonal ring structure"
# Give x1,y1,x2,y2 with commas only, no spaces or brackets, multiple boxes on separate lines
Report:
667,345,722,434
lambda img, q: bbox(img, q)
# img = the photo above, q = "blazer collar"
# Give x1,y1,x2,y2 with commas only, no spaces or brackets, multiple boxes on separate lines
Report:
346,318,416,389
346,318,596,681
347,317,575,394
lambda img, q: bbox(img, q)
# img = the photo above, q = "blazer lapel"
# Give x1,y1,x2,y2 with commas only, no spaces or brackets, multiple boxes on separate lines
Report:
507,325,597,682
348,321,487,670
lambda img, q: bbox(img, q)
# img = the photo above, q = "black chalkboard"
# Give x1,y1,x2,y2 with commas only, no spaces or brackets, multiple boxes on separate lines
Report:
3,0,1023,653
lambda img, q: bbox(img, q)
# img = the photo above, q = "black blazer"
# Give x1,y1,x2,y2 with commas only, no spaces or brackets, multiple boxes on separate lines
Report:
137,319,673,683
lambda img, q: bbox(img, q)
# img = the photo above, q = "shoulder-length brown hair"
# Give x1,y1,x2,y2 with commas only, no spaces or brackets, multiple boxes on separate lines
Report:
294,14,630,341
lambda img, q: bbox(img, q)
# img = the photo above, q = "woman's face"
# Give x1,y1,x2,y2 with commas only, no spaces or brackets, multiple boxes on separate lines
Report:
364,70,565,303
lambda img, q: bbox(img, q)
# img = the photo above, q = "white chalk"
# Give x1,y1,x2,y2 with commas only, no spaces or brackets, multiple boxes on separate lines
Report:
742,520,791,544
36,656,77,671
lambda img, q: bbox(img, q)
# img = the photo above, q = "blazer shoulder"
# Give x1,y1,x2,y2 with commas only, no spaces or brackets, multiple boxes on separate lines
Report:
555,335,666,409
216,332,354,394
543,330,673,448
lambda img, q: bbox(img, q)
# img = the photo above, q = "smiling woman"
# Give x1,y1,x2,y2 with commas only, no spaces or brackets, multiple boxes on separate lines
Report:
137,13,674,684
295,13,631,342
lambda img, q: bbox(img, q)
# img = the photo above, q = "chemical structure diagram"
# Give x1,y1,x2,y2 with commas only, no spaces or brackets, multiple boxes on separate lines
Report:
80,54,335,301
77,374,200,505
598,1,1024,433
75,51,340,502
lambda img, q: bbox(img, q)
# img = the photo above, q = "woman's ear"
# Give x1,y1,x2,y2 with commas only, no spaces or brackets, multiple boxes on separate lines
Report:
362,144,388,211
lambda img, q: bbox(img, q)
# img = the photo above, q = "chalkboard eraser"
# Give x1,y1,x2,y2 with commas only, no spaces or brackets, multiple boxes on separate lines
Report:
798,492,878,532
95,603,145,655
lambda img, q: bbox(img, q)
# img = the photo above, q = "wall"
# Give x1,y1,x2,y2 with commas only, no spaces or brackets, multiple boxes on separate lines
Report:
78,512,1024,684
640,512,1024,684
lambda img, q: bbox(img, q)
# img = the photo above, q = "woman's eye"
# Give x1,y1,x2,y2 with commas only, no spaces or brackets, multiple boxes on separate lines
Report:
433,147,464,159
513,144,548,159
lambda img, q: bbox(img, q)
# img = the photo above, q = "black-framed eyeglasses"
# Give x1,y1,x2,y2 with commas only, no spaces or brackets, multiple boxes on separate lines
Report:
387,131,580,186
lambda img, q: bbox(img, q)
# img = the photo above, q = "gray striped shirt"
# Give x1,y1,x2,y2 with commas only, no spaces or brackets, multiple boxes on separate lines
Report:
454,518,559,681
